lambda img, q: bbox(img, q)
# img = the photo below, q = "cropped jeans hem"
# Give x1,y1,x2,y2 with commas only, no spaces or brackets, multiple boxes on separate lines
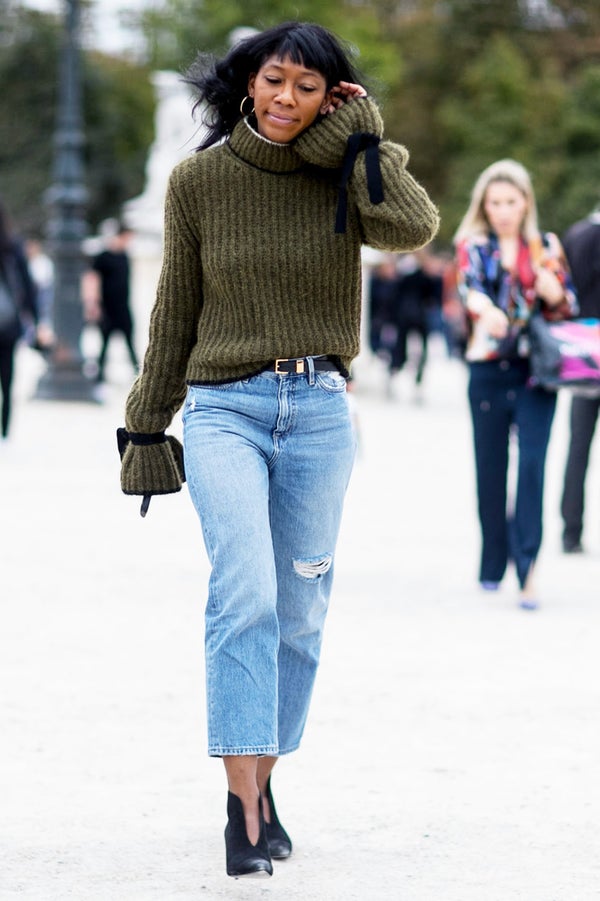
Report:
209,744,281,758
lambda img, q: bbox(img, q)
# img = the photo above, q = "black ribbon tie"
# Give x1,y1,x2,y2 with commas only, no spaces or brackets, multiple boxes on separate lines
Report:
335,132,384,234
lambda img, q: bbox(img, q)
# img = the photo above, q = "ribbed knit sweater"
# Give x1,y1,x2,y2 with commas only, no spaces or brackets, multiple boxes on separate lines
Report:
125,98,439,436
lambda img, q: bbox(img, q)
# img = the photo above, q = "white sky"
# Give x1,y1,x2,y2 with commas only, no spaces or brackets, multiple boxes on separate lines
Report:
24,0,149,56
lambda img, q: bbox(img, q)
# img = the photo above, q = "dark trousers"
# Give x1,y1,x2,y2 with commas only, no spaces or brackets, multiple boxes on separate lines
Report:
97,323,139,382
468,360,557,588
391,321,428,383
560,395,600,544
0,339,16,438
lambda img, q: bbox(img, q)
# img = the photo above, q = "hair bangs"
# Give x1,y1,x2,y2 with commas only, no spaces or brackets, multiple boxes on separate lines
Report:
251,23,356,88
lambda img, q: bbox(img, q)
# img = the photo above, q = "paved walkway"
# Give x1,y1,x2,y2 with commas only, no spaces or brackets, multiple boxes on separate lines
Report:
2,332,600,900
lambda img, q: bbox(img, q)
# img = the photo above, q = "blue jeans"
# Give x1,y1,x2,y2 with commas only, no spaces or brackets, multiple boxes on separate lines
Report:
182,366,356,756
468,360,556,588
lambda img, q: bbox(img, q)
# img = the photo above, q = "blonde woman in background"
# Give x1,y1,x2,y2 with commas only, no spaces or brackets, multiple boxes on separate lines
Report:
454,159,576,610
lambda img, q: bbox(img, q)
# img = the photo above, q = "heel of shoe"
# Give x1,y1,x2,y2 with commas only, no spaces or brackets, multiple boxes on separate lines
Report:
264,777,293,860
225,792,273,878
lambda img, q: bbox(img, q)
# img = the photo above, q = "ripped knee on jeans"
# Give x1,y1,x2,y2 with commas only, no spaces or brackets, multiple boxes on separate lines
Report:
293,554,332,581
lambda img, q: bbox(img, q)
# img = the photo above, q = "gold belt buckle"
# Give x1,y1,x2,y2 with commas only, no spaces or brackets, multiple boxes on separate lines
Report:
275,358,305,374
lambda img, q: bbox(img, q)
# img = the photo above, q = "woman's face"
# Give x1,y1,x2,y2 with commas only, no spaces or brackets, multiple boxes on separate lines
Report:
247,54,330,143
483,180,528,238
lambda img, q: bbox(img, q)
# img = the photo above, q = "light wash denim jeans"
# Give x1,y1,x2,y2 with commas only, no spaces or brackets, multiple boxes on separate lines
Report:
182,365,356,757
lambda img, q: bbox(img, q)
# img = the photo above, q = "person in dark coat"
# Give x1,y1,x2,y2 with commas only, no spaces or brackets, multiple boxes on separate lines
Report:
367,253,401,364
560,210,600,553
91,225,139,383
0,197,38,439
392,253,439,389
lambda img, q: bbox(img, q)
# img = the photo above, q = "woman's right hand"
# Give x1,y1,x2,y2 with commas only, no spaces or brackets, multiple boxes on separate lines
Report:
534,265,565,306
323,81,368,115
480,305,509,338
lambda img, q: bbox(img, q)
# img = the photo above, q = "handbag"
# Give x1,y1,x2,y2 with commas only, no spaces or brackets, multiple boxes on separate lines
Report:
528,312,600,395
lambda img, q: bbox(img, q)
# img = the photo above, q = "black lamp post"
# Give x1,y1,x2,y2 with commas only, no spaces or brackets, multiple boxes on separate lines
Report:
36,0,98,402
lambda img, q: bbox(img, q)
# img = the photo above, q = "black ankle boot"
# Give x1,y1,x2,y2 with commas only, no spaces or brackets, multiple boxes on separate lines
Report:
224,791,273,878
264,777,293,859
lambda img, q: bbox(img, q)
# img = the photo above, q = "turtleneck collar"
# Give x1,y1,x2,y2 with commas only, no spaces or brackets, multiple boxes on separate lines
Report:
227,117,304,174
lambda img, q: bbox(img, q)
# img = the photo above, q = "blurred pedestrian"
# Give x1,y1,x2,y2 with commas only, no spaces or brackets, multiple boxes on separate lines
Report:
25,236,55,351
0,198,39,440
368,251,440,399
392,252,439,396
559,208,600,553
117,20,439,879
88,224,138,383
367,253,401,377
417,248,445,341
454,159,576,610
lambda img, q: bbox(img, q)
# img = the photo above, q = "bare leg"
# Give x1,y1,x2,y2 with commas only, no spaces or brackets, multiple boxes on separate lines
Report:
519,563,538,609
223,755,260,844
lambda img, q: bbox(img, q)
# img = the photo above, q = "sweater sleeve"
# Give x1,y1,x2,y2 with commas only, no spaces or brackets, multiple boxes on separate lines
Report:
295,98,440,252
125,162,202,434
294,97,384,168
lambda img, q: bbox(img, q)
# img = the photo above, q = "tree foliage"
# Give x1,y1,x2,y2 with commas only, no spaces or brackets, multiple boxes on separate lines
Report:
0,6,60,234
135,0,399,97
83,52,155,228
0,3,154,235
374,0,600,243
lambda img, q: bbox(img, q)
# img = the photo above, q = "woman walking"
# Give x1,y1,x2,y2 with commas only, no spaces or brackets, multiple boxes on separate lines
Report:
0,198,38,440
118,21,439,877
455,159,576,610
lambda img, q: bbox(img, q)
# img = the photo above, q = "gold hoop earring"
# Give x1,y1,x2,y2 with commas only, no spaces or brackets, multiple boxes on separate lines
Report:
239,95,255,116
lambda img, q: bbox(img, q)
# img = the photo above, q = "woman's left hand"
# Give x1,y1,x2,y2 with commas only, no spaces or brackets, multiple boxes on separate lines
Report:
534,266,565,306
35,322,55,349
323,81,368,115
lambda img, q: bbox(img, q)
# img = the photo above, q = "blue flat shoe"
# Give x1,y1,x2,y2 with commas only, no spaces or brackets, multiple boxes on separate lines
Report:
519,597,539,611
480,581,500,592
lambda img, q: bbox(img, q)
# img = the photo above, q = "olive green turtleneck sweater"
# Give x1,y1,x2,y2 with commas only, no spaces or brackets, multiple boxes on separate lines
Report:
120,98,438,496
126,97,438,431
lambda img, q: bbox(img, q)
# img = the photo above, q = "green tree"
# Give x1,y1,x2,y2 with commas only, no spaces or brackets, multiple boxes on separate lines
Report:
559,64,600,225
371,0,600,243
135,0,398,96
0,6,60,233
0,4,155,234
437,35,570,240
83,52,155,227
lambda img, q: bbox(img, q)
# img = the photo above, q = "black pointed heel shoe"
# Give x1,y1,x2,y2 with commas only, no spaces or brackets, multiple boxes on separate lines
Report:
225,791,273,878
264,776,293,860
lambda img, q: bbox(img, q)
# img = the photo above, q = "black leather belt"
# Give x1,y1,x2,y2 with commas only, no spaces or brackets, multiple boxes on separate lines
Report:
270,356,339,375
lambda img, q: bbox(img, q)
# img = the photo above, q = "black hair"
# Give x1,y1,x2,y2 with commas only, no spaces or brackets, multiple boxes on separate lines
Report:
184,21,367,150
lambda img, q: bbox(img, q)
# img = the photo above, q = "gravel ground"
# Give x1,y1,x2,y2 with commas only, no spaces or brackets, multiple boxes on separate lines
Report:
2,333,600,901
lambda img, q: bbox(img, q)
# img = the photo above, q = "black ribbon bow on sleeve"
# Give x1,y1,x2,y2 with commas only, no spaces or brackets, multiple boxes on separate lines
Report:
116,428,169,517
335,132,384,234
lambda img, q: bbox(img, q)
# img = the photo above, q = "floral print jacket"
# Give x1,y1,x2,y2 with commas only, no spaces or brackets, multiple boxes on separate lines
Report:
456,231,577,362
